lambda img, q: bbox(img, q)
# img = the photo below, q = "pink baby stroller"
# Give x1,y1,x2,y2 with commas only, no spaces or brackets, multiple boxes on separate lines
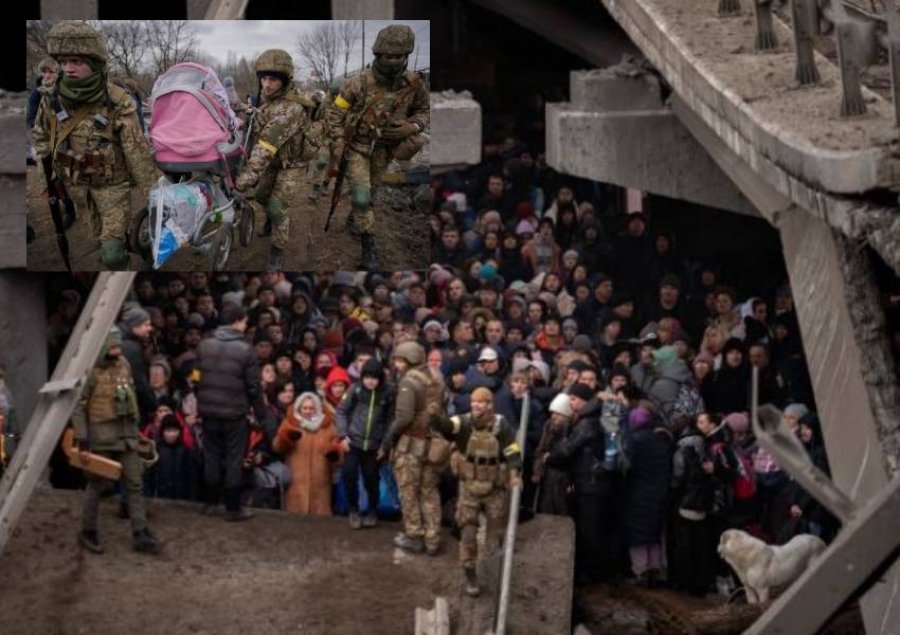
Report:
128,62,255,270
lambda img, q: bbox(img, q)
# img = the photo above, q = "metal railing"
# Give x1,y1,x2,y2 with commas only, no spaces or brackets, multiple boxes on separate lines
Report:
738,1,900,123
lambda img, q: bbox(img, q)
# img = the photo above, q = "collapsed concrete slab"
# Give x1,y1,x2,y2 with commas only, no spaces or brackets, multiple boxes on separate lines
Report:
547,69,756,216
430,91,482,171
0,273,47,427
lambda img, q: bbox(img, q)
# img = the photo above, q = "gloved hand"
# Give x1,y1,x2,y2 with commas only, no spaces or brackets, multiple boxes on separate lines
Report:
288,428,302,441
234,172,255,194
380,121,417,141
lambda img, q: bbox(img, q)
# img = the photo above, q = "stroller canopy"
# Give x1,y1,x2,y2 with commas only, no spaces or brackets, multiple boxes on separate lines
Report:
150,62,243,163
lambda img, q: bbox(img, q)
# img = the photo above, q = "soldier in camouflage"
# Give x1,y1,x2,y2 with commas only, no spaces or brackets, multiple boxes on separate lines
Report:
308,84,338,203
430,387,522,597
235,49,311,271
324,24,430,271
73,327,162,555
31,20,158,270
387,340,445,556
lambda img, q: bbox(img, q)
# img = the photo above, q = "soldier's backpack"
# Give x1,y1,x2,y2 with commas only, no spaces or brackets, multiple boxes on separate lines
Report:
460,414,506,497
405,367,450,465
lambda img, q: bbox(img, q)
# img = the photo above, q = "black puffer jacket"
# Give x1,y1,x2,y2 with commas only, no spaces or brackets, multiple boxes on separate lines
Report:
195,326,262,420
546,398,610,495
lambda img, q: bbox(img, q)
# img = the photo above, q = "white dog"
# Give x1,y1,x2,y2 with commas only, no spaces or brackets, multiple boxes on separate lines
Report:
718,529,826,604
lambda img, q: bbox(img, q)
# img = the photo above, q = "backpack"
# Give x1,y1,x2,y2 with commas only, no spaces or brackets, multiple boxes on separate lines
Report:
670,380,705,424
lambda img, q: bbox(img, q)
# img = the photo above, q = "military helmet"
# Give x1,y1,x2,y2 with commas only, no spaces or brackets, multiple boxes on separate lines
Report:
372,25,415,55
255,49,294,80
47,20,108,63
393,340,425,366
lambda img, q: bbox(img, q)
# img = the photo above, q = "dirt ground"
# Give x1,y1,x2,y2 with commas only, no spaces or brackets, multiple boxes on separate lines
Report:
574,579,865,635
25,166,430,272
0,489,572,635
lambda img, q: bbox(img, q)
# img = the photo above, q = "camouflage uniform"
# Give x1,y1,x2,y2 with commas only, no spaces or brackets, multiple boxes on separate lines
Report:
432,390,522,596
308,87,336,202
32,21,158,270
72,328,160,554
235,49,311,270
388,341,446,555
324,24,430,270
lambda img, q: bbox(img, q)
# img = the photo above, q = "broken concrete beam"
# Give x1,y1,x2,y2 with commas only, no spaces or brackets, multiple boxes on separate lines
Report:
570,67,663,112
331,0,394,19
430,91,482,168
546,103,755,216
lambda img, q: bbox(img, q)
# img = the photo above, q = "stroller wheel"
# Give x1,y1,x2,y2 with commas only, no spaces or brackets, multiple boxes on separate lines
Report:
238,199,255,247
128,207,152,261
209,221,233,271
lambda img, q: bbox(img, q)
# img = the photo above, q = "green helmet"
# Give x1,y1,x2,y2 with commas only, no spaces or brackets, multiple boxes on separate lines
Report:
393,340,425,366
47,20,108,64
255,49,294,80
372,25,415,55
102,326,123,357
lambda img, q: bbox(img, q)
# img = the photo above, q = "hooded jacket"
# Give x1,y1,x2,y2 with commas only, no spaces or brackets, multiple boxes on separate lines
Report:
336,359,391,452
195,326,262,420
546,398,610,495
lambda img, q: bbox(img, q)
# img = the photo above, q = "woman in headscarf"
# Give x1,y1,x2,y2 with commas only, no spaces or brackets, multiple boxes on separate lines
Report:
273,392,343,516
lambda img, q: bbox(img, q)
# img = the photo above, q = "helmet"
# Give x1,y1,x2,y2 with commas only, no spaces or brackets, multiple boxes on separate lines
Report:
372,25,415,55
255,49,294,80
393,341,425,366
313,90,326,104
105,326,123,350
47,21,108,63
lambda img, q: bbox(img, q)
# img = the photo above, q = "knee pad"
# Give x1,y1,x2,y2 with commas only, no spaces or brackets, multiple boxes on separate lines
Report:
100,239,127,270
350,184,370,209
266,199,288,224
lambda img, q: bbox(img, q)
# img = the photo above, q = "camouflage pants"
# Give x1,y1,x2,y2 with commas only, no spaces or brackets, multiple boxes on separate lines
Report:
346,145,391,234
253,165,303,250
456,484,508,569
82,447,148,534
67,181,131,269
393,451,442,550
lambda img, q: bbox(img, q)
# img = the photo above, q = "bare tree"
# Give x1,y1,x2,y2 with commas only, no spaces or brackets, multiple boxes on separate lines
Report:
336,20,360,78
94,21,149,79
296,23,340,89
26,20,56,80
144,20,199,78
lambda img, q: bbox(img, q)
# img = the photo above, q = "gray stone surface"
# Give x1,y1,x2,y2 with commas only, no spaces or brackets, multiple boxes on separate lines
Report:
0,273,47,430
546,103,755,216
431,92,481,168
187,0,215,18
40,0,97,18
331,0,394,19
570,68,662,112
0,176,25,270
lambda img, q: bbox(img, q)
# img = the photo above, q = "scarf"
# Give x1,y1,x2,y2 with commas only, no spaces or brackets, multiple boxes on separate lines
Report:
293,392,325,431
371,56,407,87
58,69,106,110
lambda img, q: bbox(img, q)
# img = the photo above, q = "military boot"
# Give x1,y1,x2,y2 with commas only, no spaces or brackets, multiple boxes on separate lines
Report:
359,233,380,271
393,532,425,554
257,218,273,237
464,567,481,597
345,212,360,237
79,530,104,554
266,246,284,271
132,528,163,554
308,183,321,202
